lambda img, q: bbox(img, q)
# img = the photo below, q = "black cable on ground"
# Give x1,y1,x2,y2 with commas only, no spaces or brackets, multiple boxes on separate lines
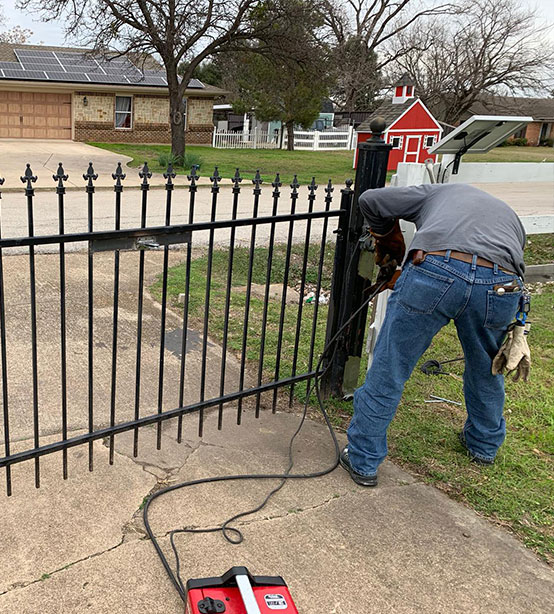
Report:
143,273,385,603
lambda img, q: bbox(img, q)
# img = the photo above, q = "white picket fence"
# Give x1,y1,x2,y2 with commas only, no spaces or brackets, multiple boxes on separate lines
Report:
212,126,356,150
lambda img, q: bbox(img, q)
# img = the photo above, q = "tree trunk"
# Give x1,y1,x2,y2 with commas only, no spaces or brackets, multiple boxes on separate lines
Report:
169,87,186,162
286,120,295,151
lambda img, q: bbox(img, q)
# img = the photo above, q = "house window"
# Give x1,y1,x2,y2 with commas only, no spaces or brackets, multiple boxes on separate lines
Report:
395,86,403,97
391,136,403,149
425,135,435,148
115,96,133,129
406,86,413,96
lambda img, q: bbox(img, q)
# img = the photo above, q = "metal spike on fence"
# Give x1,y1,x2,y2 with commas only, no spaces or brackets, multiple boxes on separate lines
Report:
252,169,263,193
232,167,242,187
187,164,199,187
163,162,176,189
53,163,69,192
21,164,37,192
139,161,152,189
0,175,4,189
83,162,98,192
290,174,300,194
325,178,334,196
210,166,221,190
308,176,318,194
112,162,126,192
272,172,282,190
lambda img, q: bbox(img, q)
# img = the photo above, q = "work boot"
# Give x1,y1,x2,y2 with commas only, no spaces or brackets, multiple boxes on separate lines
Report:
339,447,378,487
458,432,495,466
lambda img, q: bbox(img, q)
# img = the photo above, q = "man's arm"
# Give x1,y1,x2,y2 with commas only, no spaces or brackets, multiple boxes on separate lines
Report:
359,185,430,234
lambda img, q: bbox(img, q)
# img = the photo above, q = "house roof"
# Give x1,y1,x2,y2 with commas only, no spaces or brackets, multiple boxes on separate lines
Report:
0,43,227,97
357,98,414,131
465,95,554,122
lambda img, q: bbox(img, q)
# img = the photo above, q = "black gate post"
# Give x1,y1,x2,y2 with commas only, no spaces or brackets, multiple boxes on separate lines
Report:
323,117,391,398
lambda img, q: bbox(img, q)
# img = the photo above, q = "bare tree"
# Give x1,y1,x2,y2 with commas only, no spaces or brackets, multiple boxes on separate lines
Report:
387,0,554,124
0,25,33,44
321,0,456,111
19,0,303,159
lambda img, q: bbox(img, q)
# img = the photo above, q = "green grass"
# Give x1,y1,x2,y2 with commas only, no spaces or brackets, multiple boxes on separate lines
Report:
463,145,554,163
525,234,554,265
152,235,554,562
89,143,360,186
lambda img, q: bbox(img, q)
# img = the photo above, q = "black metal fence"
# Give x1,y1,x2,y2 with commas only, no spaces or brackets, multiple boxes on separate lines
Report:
0,122,390,495
0,159,354,495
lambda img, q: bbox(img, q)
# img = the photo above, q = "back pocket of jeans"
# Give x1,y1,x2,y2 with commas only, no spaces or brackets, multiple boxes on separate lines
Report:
484,291,521,329
397,264,454,314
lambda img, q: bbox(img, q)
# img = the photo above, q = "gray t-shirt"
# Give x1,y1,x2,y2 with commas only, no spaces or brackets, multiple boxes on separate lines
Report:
359,183,526,277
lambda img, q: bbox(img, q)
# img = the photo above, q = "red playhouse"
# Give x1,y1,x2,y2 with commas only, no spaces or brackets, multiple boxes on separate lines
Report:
355,76,443,171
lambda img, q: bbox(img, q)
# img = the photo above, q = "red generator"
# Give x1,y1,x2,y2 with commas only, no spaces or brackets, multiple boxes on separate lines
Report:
185,566,298,613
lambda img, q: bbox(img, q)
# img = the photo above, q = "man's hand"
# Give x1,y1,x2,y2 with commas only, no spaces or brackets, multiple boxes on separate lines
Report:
370,219,405,290
371,219,406,270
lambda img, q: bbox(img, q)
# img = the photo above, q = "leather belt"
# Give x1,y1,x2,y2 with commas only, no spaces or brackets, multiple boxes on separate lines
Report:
413,250,516,275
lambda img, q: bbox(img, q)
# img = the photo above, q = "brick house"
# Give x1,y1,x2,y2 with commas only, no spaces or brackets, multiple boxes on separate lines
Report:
0,43,225,144
464,96,554,146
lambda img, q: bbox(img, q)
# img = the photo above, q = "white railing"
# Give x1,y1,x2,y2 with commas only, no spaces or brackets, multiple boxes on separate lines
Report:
212,128,280,149
212,126,357,150
285,126,356,151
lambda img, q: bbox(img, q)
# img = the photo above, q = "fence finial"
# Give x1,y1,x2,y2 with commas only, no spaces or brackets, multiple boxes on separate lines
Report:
112,162,126,192
369,117,387,140
163,162,176,191
21,163,37,190
53,162,69,190
252,169,263,190
325,178,334,196
290,175,300,194
187,164,199,187
139,161,152,188
210,166,221,186
308,177,318,195
232,168,242,187
272,173,282,189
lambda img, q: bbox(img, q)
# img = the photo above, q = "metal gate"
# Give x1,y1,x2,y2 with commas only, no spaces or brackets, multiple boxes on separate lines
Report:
0,126,390,495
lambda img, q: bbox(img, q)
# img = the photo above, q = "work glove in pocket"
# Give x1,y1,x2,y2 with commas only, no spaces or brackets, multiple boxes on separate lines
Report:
492,322,531,382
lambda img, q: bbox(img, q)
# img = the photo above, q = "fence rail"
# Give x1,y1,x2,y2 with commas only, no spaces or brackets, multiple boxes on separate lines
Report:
212,128,280,149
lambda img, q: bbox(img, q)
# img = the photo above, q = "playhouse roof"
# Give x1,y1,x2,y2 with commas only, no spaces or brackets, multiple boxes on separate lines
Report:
357,98,414,131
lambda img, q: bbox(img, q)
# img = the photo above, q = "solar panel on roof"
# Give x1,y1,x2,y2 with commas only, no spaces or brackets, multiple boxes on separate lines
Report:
0,61,21,69
2,69,48,79
15,49,55,58
46,71,91,82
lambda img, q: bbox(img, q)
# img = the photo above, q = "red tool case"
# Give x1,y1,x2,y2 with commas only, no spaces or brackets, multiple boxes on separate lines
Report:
185,566,298,613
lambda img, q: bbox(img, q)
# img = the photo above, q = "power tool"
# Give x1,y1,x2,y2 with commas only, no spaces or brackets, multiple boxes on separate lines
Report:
186,566,298,613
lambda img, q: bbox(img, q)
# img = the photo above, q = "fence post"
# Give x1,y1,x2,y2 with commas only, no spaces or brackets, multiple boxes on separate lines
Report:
313,131,320,151
212,126,216,148
322,117,391,399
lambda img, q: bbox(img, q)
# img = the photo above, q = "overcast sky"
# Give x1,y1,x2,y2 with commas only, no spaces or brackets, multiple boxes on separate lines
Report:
1,0,553,48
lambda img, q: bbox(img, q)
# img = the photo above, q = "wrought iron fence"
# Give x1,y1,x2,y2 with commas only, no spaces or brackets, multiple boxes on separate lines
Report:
0,160,352,494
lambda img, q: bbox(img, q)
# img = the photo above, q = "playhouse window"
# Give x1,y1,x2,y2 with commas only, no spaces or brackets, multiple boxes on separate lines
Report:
391,136,403,149
425,135,435,148
395,86,403,97
406,86,413,96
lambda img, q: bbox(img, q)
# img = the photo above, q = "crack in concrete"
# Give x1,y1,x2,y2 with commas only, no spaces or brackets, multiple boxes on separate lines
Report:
0,536,127,597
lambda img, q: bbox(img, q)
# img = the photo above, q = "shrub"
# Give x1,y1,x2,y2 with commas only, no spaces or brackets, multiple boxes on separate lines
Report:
497,139,510,147
539,138,554,147
511,137,528,147
157,151,203,170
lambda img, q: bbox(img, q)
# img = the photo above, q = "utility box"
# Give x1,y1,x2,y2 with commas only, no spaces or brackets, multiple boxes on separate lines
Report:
186,567,298,613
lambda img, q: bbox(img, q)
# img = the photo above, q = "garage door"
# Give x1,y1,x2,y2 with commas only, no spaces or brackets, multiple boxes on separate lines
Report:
0,91,71,139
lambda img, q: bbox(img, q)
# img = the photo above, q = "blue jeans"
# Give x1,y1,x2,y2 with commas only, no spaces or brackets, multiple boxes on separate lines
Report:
347,253,522,475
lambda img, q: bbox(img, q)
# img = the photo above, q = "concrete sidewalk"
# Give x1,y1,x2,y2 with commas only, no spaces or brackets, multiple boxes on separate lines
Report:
1,408,553,613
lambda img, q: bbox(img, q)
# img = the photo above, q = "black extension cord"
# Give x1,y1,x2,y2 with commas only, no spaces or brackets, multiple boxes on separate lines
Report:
143,274,385,603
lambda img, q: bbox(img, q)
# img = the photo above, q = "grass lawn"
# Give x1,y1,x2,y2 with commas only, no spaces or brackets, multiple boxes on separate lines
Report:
463,146,554,163
153,235,554,563
90,143,360,186
91,142,554,187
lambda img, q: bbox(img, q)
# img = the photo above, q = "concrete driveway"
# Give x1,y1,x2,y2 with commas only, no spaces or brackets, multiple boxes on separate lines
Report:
0,139,134,189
